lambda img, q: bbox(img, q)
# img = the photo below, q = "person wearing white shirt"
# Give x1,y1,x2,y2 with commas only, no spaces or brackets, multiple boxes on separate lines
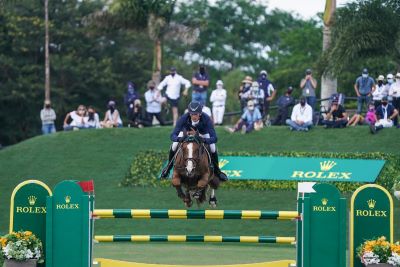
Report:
101,100,123,128
145,80,166,126
86,106,101,129
372,75,388,108
389,73,400,125
210,80,227,125
63,105,87,130
285,97,313,131
157,67,191,126
40,100,56,134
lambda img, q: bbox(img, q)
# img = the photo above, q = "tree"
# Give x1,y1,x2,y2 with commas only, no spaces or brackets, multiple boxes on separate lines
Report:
327,0,400,72
321,0,337,106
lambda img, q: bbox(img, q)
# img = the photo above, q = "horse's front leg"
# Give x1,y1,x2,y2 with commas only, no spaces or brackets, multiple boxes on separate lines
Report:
172,171,185,199
193,173,209,200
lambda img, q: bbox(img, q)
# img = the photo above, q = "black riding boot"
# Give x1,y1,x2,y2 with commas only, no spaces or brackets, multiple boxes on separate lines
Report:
160,148,175,179
211,152,228,182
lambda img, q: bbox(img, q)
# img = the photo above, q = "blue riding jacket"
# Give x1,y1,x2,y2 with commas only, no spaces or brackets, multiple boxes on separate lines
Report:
170,113,217,144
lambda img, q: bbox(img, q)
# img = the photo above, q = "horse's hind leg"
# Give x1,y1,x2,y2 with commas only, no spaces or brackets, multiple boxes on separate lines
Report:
209,189,217,208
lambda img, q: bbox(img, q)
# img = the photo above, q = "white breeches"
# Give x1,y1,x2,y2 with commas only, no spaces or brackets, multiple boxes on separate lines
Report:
172,132,216,153
375,119,393,128
212,106,225,124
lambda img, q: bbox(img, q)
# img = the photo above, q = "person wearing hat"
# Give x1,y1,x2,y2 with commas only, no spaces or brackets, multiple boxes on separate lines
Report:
300,69,318,110
354,68,375,114
238,76,253,110
273,86,295,125
388,73,400,125
285,96,313,131
257,70,276,117
101,100,123,128
40,100,56,134
227,100,263,134
191,64,210,106
160,101,228,182
241,81,265,112
372,75,388,108
157,67,191,126
210,80,227,125
145,80,166,126
370,96,398,134
320,97,348,128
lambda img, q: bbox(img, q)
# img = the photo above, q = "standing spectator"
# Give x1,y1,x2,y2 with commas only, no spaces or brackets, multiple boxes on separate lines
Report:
300,69,318,110
40,100,56,134
191,64,210,105
273,86,295,125
101,100,123,128
238,76,253,110
285,97,313,131
145,80,165,126
388,73,400,125
241,81,265,112
86,106,101,129
321,98,348,128
386,73,394,102
354,68,375,114
372,75,387,108
226,100,263,134
124,81,139,116
257,70,276,117
157,67,191,126
63,105,87,130
210,80,227,125
370,96,399,134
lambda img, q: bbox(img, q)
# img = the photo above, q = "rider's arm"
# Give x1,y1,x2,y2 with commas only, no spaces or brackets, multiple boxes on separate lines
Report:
204,115,217,144
170,115,186,142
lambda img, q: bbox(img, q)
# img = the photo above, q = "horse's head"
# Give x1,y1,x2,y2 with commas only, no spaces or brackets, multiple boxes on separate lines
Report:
181,134,202,177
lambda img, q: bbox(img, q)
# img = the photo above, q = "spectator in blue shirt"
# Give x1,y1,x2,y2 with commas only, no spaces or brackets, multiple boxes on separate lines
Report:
227,100,263,134
257,70,276,117
370,96,399,134
354,68,375,114
191,64,210,105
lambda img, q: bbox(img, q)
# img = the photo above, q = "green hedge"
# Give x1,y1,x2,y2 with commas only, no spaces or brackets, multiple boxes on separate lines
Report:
120,151,400,192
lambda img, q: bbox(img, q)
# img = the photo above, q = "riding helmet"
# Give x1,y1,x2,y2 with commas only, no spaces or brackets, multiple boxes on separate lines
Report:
188,101,202,114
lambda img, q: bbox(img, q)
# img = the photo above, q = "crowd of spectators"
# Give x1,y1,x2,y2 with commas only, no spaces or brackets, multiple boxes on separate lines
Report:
40,65,400,135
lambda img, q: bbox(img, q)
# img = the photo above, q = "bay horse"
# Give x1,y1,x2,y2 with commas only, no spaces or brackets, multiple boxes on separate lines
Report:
171,132,220,207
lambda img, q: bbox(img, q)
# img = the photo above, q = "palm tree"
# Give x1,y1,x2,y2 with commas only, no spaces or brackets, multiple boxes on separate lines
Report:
321,0,337,108
44,0,50,102
85,0,199,84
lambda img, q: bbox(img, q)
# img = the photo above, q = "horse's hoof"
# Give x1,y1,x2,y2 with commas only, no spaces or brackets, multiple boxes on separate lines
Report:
193,191,202,199
209,197,217,208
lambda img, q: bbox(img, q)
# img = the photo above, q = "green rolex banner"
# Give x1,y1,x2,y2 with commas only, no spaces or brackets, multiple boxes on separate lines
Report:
9,180,52,267
218,156,384,182
350,184,394,267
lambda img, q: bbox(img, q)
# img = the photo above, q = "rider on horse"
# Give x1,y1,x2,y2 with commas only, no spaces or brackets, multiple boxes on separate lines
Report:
160,101,228,182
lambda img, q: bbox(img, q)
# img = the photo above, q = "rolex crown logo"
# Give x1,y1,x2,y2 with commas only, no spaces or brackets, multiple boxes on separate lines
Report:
320,160,337,171
321,198,328,206
218,159,229,168
367,199,376,209
28,196,37,206
65,196,71,204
